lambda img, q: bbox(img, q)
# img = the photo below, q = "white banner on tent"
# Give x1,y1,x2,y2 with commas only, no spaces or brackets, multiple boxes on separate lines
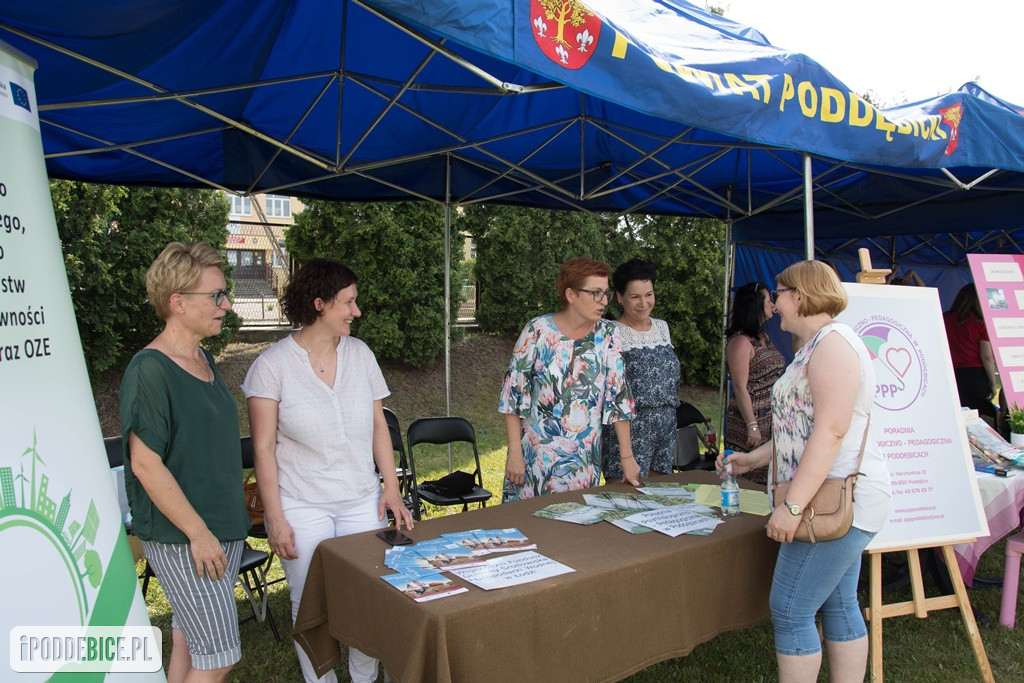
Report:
0,42,164,680
837,283,987,552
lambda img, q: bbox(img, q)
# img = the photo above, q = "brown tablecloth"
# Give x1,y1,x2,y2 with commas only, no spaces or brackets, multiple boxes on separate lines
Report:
293,471,777,682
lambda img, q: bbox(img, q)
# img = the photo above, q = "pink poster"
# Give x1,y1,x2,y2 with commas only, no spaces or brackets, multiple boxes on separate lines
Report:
967,254,1024,412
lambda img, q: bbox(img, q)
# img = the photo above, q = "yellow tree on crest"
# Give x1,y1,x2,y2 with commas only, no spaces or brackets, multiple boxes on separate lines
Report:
537,0,595,47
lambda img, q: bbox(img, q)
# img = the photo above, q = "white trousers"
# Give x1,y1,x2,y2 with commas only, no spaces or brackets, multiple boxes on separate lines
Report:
280,490,386,683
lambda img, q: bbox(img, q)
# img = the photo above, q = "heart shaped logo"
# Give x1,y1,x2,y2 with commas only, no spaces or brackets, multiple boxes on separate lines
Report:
885,347,913,377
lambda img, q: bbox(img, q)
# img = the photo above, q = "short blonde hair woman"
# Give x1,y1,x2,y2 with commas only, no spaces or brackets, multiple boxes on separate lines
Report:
718,259,891,682
120,242,248,681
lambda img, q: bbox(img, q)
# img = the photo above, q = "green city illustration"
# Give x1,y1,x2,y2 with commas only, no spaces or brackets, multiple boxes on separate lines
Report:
0,430,104,623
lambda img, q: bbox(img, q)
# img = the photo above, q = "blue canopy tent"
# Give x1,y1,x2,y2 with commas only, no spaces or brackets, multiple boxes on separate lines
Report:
3,0,1024,405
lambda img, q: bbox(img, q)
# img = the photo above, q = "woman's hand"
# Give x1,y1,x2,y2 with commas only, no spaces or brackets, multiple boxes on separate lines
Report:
188,527,228,579
715,449,757,477
745,426,761,450
379,485,415,530
265,513,298,560
765,505,803,543
505,450,526,486
619,456,641,486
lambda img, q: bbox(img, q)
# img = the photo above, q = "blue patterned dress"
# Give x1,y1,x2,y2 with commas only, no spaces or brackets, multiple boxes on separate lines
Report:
602,318,680,478
500,315,634,501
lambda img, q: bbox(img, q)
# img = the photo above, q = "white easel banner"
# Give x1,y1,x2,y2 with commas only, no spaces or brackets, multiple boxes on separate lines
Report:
0,41,163,680
966,254,1024,413
838,284,987,552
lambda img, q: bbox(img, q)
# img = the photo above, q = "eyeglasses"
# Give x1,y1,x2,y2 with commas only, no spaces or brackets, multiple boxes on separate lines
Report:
179,289,233,306
574,288,614,302
769,287,794,304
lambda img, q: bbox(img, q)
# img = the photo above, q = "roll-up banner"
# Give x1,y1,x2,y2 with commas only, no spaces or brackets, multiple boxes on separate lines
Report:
0,41,164,679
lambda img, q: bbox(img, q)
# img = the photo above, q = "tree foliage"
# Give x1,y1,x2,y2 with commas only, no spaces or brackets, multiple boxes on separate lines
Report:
459,205,627,336
621,215,726,385
462,205,725,386
286,200,462,367
51,181,239,378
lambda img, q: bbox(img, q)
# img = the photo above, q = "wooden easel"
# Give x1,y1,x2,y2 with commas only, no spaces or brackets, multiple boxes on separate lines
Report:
865,545,992,681
856,249,993,682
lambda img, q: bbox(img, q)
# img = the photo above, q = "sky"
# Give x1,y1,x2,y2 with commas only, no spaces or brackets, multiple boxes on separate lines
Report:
720,1,1022,108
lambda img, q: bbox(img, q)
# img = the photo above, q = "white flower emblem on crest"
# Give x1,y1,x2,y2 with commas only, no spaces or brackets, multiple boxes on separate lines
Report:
533,15,547,37
576,28,594,53
555,44,569,64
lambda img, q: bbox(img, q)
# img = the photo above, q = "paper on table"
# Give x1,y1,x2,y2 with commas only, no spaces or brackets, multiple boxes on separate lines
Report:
598,508,655,533
414,540,487,569
623,505,722,537
472,528,537,552
380,571,468,602
636,484,695,499
583,491,679,510
449,551,575,590
440,530,492,555
695,484,772,516
532,502,605,524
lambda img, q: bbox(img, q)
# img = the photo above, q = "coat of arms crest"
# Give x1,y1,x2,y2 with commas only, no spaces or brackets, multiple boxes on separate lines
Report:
530,0,602,70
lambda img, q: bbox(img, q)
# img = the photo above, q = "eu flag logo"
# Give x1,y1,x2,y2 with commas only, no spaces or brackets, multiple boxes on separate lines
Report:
10,82,30,112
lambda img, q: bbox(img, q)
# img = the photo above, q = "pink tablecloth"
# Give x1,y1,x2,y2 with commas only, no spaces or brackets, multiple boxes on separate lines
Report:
953,472,1024,586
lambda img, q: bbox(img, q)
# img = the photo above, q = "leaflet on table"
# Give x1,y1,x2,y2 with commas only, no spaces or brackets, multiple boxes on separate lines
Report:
380,571,468,602
963,414,1024,466
384,546,439,578
471,528,536,552
439,530,492,555
624,505,723,537
581,491,681,510
597,508,655,533
449,551,574,590
635,483,696,499
413,540,487,569
532,502,605,524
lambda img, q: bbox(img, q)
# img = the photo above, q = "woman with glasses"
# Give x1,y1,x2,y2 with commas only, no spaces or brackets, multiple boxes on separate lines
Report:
717,260,890,683
119,242,249,680
243,258,413,683
601,259,680,480
501,257,638,501
724,281,785,483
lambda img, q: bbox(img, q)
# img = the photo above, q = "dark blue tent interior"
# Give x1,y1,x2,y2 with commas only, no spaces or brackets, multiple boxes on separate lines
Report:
2,0,1023,326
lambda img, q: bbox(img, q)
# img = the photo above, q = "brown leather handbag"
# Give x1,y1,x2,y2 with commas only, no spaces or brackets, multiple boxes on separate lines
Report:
771,416,870,543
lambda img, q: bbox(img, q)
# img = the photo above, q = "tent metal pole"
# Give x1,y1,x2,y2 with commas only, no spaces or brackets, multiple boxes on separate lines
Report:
719,217,734,449
444,154,453,472
803,153,815,260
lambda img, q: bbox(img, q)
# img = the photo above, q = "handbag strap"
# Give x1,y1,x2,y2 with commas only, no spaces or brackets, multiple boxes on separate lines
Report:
772,413,872,489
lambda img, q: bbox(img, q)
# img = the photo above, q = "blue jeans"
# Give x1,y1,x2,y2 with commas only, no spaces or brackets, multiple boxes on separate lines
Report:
769,526,876,656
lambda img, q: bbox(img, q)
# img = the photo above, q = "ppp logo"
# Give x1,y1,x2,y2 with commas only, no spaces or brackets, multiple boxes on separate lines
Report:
859,321,926,412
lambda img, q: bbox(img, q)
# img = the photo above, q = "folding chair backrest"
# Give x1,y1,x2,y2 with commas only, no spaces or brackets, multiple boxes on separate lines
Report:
407,416,476,447
677,402,706,428
104,435,124,468
240,435,255,470
407,417,481,485
383,406,401,433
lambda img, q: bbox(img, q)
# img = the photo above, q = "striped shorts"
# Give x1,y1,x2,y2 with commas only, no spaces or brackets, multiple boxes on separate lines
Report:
140,539,244,670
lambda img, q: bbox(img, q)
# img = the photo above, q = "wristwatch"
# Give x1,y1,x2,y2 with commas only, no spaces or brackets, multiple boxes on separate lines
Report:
784,499,802,516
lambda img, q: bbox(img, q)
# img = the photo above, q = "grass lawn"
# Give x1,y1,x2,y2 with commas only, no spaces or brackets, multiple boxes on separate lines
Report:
99,333,1023,681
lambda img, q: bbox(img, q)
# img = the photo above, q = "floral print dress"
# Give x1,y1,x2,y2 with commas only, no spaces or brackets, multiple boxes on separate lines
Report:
602,319,680,478
500,314,634,502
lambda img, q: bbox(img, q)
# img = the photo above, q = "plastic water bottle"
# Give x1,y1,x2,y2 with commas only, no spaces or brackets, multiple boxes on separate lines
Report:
720,449,740,517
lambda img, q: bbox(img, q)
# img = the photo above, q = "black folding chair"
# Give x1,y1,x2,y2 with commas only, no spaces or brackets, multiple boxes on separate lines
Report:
406,416,492,519
673,402,717,471
110,434,280,640
382,407,414,497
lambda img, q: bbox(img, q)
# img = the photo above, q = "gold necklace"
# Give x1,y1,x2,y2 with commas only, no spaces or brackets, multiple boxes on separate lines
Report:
298,332,332,374
167,337,213,383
